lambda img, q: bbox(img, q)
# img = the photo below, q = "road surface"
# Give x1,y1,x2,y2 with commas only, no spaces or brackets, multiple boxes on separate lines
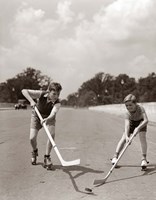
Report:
0,108,156,200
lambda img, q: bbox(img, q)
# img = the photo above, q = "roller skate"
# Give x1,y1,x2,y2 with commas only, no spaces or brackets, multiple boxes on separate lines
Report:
43,155,53,170
111,157,118,165
31,149,38,165
141,159,148,171
111,152,119,166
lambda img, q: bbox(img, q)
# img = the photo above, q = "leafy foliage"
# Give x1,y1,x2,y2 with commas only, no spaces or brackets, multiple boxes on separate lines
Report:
0,67,51,103
66,72,156,107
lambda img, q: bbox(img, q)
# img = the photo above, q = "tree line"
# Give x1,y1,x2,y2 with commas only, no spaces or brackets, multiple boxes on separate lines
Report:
0,68,156,107
64,72,156,107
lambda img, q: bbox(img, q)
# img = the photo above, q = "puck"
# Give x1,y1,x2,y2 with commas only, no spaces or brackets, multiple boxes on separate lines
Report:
85,188,93,193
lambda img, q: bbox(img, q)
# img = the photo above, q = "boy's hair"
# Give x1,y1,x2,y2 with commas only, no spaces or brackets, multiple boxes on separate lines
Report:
48,82,62,94
123,94,137,103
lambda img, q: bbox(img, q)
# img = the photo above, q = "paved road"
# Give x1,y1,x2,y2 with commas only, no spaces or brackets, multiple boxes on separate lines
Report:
0,108,156,200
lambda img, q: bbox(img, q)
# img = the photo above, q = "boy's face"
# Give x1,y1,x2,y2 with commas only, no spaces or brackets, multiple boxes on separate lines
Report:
125,101,136,113
48,89,59,102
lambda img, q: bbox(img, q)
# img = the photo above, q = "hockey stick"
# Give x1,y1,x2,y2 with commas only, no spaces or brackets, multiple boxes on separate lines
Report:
93,131,136,185
34,106,80,166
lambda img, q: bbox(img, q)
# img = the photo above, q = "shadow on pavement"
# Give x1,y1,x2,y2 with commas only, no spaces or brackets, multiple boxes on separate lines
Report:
35,162,103,194
104,163,156,185
52,165,104,194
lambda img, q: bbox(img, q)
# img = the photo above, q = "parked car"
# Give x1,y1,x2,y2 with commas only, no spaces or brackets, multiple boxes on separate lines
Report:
15,99,27,110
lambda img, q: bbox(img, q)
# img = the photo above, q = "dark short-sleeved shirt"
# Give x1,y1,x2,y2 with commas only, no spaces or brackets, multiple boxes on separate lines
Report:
32,91,60,118
31,92,60,130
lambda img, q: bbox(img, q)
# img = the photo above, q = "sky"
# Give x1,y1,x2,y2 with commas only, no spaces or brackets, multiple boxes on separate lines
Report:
0,0,156,98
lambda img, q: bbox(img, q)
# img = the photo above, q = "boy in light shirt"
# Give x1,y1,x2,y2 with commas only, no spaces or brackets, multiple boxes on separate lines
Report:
111,94,148,169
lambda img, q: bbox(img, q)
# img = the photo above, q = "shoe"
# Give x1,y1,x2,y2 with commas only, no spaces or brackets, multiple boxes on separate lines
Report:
43,155,53,170
31,149,38,165
111,157,118,165
141,159,148,170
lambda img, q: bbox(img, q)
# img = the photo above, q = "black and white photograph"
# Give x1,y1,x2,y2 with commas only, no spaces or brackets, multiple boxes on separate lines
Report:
0,0,156,199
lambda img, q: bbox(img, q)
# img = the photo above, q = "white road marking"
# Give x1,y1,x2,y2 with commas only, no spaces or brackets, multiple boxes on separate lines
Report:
60,147,77,150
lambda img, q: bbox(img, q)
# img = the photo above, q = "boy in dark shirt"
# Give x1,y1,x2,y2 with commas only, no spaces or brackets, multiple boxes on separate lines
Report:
22,82,62,169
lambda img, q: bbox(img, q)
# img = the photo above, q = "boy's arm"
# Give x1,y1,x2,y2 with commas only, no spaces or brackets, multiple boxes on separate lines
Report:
124,119,130,138
22,89,42,107
42,103,61,124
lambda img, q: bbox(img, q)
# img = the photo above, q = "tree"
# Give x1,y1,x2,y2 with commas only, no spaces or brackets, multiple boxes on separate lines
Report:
77,91,97,107
67,93,79,107
0,67,52,103
114,74,137,103
138,72,156,102
78,72,113,105
0,82,11,102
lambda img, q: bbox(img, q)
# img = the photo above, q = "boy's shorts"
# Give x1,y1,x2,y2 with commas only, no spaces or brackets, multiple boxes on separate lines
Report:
30,114,56,130
129,119,147,134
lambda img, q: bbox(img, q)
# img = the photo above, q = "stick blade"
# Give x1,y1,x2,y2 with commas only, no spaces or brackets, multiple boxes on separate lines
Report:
62,159,80,166
93,178,106,185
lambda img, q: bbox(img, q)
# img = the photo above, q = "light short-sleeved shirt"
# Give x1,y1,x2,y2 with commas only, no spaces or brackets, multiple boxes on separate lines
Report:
125,104,145,121
125,104,147,133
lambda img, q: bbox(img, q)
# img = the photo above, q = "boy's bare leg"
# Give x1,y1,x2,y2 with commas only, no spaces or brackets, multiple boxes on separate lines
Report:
115,134,126,156
45,125,55,155
139,131,148,170
139,131,147,159
30,128,38,165
44,125,55,169
112,133,126,164
30,128,38,150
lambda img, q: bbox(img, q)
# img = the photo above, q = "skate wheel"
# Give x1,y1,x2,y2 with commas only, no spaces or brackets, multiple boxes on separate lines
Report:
43,163,46,168
46,164,53,170
141,166,147,171
31,160,36,165
32,162,36,165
